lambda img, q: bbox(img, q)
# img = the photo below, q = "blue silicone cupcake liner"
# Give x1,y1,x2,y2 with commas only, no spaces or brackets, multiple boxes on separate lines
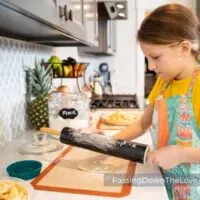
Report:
6,160,42,180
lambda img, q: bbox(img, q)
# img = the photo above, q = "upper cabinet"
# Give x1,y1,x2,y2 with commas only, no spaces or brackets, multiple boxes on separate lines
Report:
0,0,88,46
83,0,99,47
5,0,61,25
0,0,126,47
78,19,116,55
78,0,127,56
57,0,86,40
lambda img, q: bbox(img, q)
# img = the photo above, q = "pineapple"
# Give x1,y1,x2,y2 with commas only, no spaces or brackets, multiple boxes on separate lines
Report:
25,61,52,130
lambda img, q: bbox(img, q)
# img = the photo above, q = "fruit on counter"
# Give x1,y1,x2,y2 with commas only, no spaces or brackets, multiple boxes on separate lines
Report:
48,85,70,97
48,56,62,70
25,61,52,130
74,63,81,77
56,85,70,93
79,63,86,77
48,56,63,77
62,57,77,66
63,66,69,77
55,65,64,77
67,65,73,77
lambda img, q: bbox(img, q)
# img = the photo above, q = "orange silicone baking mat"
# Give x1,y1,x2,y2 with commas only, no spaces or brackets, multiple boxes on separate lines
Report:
31,145,136,197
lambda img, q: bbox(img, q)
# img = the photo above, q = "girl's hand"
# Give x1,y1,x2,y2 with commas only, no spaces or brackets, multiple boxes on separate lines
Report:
147,145,184,169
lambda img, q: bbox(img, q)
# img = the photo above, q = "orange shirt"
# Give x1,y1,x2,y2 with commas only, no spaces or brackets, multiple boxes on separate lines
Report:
148,72,200,127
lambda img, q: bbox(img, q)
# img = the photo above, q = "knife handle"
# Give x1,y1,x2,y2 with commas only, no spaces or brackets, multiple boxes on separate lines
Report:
40,127,60,136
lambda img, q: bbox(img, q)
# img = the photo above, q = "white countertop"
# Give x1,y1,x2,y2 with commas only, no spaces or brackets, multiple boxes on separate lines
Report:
0,109,169,200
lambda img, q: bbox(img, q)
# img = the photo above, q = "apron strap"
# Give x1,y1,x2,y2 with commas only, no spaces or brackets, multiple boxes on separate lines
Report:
160,82,170,96
159,67,199,97
186,68,199,97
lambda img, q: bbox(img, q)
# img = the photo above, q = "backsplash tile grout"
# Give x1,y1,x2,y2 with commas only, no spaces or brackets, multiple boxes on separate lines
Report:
0,37,53,146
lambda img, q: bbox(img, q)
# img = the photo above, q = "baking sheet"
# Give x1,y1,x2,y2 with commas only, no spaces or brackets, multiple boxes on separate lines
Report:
31,146,136,197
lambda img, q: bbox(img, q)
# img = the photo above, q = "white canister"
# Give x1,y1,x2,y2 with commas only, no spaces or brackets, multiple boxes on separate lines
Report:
48,93,90,131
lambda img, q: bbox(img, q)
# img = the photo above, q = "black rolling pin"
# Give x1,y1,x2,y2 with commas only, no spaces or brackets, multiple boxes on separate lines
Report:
40,127,150,164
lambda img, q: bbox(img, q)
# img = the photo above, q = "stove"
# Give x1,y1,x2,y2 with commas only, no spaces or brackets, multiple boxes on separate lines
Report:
90,94,138,109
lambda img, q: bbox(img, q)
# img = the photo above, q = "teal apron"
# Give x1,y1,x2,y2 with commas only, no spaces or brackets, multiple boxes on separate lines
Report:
150,69,200,200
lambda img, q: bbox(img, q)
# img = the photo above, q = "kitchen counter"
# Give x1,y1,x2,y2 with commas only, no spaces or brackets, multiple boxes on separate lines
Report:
0,109,169,200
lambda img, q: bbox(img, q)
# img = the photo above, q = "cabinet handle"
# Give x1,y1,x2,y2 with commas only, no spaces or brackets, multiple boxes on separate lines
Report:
59,6,64,18
59,5,69,21
69,10,73,21
64,5,69,21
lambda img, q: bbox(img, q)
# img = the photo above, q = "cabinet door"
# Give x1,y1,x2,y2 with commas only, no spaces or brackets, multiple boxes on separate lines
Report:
83,0,98,46
57,0,86,39
70,0,84,27
4,0,61,25
58,0,84,27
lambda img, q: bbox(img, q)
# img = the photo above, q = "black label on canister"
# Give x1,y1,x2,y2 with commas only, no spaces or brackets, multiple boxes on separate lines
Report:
59,108,78,119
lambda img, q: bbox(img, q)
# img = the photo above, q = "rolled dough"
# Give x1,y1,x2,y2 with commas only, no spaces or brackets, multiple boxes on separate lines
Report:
76,156,124,174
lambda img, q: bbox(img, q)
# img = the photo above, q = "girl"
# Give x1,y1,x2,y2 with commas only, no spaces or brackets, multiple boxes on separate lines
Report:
113,3,200,200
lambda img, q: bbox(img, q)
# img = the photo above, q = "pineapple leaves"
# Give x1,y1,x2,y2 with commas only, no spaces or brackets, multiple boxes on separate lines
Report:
25,61,53,98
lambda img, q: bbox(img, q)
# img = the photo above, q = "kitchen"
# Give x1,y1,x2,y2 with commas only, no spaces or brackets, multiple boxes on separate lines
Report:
0,0,198,200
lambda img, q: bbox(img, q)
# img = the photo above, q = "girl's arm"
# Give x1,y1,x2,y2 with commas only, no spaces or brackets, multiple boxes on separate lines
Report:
113,104,154,140
147,146,200,170
180,147,200,163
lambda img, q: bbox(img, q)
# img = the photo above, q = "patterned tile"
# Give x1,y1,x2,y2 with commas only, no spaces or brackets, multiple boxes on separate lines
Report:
0,37,53,146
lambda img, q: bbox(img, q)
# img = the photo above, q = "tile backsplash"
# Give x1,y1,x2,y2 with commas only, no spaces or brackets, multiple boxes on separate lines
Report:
0,37,52,146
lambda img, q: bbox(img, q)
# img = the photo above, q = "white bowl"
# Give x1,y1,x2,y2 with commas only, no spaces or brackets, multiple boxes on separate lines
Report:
0,176,34,200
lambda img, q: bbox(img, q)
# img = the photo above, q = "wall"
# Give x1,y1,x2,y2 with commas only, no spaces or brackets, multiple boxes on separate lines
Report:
0,37,52,146
54,0,196,108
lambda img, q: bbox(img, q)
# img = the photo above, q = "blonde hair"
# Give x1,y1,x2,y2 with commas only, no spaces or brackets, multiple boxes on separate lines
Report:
137,3,200,59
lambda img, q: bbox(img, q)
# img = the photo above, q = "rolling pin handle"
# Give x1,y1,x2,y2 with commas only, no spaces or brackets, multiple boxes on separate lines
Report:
40,127,61,136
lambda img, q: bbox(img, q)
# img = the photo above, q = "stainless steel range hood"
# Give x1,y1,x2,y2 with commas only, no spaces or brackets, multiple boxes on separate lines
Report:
98,1,128,20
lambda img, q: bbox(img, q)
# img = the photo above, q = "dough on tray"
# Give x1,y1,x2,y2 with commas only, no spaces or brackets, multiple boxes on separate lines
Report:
76,160,114,173
76,156,124,173
102,111,140,126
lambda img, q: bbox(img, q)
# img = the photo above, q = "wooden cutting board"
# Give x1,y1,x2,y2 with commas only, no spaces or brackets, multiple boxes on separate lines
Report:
31,146,136,197
96,111,143,130
96,117,127,130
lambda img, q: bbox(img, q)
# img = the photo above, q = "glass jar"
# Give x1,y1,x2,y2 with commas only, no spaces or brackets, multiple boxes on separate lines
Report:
48,93,90,131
